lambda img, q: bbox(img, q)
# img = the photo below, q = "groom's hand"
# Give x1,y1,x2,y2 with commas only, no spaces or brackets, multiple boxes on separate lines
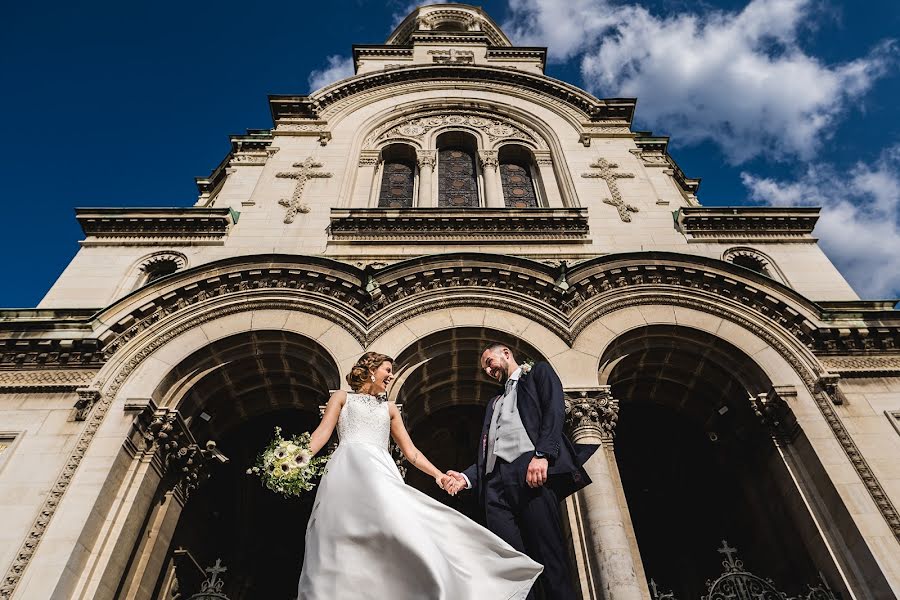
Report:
445,470,467,495
526,457,549,488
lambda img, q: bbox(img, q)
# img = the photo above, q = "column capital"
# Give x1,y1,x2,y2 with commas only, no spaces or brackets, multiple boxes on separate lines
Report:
416,149,436,169
564,386,619,444
750,385,799,445
478,150,499,170
135,406,226,502
73,387,101,421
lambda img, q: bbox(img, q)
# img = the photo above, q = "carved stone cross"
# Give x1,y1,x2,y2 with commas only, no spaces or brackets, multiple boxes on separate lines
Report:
581,158,638,222
276,157,333,224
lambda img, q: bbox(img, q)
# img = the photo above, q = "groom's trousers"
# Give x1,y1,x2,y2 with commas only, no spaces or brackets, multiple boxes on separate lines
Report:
484,460,578,600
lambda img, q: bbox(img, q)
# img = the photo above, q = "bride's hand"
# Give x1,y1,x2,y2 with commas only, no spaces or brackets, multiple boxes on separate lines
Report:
435,473,452,492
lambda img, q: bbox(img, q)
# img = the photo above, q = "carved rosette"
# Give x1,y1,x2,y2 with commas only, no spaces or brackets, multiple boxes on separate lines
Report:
564,387,619,444
137,407,223,502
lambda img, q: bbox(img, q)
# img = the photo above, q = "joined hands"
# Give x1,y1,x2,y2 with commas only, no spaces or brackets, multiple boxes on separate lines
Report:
441,470,467,496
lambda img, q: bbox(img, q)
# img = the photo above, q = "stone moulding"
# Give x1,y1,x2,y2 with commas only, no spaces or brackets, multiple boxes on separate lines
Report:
0,338,102,369
0,369,98,391
270,66,636,122
75,208,239,245
327,208,589,244
675,206,820,242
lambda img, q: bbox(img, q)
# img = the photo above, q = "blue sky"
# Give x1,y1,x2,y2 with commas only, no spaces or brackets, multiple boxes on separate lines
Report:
2,0,898,307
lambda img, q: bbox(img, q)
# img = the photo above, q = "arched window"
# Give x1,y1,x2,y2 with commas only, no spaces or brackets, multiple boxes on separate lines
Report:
498,145,540,208
437,132,479,208
377,144,417,208
723,248,788,285
135,252,187,289
731,254,768,275
144,258,179,284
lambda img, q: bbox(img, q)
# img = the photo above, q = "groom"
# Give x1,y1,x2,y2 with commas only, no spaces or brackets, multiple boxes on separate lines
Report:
446,344,596,600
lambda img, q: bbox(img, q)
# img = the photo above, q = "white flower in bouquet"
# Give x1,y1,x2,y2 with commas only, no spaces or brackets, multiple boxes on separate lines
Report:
247,427,330,498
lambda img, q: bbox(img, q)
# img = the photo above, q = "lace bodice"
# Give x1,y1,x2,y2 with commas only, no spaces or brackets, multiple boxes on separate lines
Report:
336,393,391,449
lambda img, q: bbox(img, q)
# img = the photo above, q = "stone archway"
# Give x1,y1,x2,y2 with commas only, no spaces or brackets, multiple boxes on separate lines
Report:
598,325,844,599
390,326,548,516
115,330,342,600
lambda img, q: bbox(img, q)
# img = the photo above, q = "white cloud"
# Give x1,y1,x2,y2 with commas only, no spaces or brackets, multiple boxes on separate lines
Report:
504,0,895,164
307,55,355,92
742,145,900,298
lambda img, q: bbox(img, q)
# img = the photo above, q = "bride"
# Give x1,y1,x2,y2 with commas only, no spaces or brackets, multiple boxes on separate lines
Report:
296,352,542,599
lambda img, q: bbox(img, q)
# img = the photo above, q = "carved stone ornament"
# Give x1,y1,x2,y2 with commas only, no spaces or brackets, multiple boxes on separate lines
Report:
364,111,547,149
136,406,225,503
564,387,619,444
581,158,638,222
478,150,499,170
275,157,333,224
749,386,799,445
73,388,101,421
416,150,436,169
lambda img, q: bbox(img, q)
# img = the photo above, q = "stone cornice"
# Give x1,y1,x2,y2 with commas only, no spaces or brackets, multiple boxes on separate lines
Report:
632,135,701,198
0,338,103,368
485,46,547,69
270,66,636,123
75,207,239,245
328,208,589,244
675,207,820,242
2,253,898,365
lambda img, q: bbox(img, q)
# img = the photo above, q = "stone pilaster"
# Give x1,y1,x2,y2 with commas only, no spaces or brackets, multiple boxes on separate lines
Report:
565,387,645,600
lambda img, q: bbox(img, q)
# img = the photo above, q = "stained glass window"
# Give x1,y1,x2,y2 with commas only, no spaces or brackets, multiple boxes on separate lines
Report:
500,162,539,208
438,147,479,208
378,160,415,208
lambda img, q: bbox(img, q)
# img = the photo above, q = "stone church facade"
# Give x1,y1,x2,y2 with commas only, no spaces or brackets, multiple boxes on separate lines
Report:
1,4,899,599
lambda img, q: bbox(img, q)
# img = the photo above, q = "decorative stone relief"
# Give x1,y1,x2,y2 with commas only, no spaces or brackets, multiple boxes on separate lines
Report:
478,150,499,170
136,406,225,502
749,386,799,445
427,49,474,65
275,158,333,224
415,150,436,169
73,388,101,421
365,111,547,149
564,387,619,444
581,158,638,222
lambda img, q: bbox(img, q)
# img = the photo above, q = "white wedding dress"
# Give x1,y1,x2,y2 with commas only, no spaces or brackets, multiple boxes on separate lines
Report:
297,393,542,599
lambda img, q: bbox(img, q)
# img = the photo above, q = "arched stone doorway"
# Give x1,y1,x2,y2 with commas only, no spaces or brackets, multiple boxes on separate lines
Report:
120,330,341,600
599,325,844,598
391,327,547,518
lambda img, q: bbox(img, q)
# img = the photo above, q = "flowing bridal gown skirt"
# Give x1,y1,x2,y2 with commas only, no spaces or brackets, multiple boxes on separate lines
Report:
296,440,542,599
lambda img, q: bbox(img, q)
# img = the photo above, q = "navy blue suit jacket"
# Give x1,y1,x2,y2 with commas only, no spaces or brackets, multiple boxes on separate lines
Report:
462,361,597,501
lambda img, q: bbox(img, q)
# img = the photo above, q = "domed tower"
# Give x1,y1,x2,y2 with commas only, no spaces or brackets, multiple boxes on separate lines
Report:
1,4,898,600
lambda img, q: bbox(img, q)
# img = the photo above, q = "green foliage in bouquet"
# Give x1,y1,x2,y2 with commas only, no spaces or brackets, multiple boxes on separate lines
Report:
247,427,329,498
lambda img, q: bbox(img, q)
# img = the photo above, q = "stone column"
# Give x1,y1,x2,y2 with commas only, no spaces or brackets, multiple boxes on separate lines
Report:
479,150,504,207
116,406,225,600
416,150,436,208
565,387,645,600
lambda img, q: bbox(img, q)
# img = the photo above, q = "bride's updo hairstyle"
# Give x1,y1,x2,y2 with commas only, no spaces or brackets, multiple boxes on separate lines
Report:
346,352,394,392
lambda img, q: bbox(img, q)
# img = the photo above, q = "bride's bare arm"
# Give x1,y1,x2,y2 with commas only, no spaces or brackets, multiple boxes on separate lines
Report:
309,391,346,456
388,401,450,488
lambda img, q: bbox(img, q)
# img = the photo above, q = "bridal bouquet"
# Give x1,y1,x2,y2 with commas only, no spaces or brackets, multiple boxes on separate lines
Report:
247,427,329,497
